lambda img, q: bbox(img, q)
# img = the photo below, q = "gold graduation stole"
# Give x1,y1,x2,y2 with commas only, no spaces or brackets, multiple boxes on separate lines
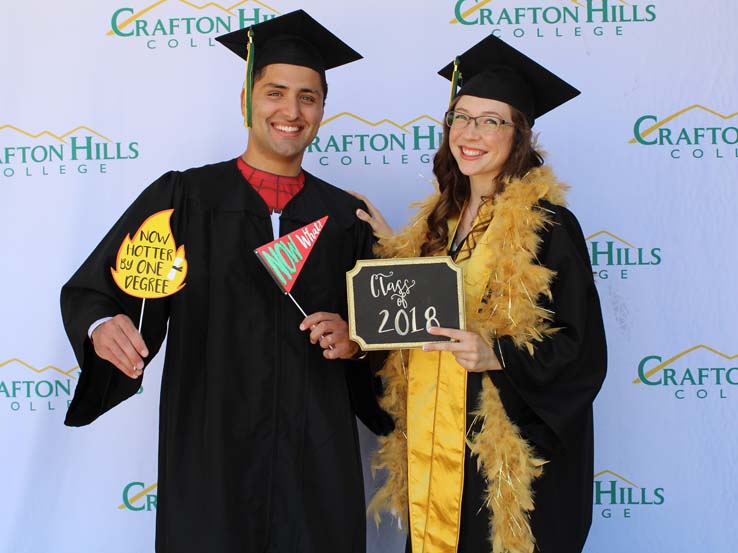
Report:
407,208,492,552
407,347,467,552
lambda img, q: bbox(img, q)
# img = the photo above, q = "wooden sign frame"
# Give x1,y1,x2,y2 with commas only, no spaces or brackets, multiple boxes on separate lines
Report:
346,257,465,350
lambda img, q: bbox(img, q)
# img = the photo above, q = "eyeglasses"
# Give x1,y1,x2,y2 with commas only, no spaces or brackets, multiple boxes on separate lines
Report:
445,111,514,133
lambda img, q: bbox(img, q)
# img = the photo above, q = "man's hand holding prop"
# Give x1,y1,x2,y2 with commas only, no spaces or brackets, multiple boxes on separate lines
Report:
103,209,188,378
254,216,359,359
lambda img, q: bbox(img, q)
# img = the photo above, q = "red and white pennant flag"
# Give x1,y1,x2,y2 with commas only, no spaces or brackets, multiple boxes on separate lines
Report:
254,216,328,294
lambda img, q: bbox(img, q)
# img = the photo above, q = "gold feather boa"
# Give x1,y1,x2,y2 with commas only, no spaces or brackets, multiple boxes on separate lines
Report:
368,167,568,553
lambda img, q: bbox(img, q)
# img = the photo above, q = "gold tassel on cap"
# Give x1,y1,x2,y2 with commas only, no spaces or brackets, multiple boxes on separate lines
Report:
449,56,461,106
243,28,255,128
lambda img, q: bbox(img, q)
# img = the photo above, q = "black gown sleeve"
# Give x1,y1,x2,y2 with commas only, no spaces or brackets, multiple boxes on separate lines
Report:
492,203,607,451
344,201,394,436
62,173,182,427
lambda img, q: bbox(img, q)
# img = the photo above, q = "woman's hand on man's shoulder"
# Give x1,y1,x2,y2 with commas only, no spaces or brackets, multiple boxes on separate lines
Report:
348,190,394,239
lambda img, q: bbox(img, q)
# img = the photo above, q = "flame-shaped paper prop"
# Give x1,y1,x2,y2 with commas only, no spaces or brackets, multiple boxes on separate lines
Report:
254,216,328,294
111,209,188,299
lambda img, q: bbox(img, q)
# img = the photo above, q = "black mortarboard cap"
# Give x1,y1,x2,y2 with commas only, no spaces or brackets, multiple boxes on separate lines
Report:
215,10,362,127
216,9,361,72
438,35,580,127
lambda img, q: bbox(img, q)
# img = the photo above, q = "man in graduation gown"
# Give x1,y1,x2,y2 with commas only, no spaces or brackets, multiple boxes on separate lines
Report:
61,10,391,553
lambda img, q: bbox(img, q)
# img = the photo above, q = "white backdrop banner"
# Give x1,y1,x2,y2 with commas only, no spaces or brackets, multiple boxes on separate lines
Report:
2,1,737,552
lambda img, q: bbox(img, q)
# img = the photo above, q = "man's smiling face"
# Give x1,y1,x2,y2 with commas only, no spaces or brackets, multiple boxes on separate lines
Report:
245,63,325,174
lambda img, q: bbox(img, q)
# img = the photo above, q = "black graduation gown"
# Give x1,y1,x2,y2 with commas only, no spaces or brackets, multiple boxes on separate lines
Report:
455,202,607,553
61,159,392,553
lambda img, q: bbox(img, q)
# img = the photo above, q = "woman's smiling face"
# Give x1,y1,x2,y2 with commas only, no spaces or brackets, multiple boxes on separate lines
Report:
449,95,515,184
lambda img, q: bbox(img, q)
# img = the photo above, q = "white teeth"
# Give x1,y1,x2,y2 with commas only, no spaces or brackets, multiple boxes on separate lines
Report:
274,124,301,133
461,147,485,156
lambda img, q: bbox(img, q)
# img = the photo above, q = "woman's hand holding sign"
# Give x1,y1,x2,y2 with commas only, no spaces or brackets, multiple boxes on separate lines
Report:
422,327,502,373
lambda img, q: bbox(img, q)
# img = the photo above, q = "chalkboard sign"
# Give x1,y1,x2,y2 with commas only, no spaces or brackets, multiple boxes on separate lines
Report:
346,257,465,350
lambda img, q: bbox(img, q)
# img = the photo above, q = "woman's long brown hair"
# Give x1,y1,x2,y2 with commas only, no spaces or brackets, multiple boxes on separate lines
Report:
420,97,544,259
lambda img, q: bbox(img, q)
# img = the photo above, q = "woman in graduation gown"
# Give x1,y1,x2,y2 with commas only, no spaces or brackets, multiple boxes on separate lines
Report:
358,35,607,553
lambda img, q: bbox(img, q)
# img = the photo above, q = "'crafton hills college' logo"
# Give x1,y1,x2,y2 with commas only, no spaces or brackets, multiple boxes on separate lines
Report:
634,345,737,400
586,230,661,281
594,469,665,519
305,112,444,168
120,481,158,512
0,358,78,413
0,125,140,179
450,0,657,39
108,0,281,51
631,105,738,160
